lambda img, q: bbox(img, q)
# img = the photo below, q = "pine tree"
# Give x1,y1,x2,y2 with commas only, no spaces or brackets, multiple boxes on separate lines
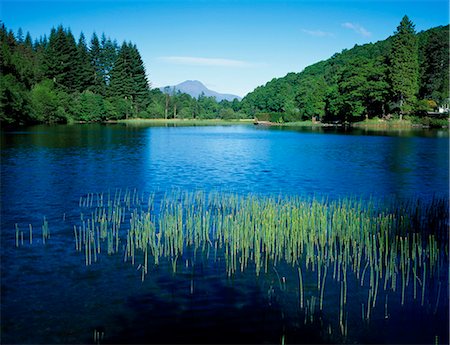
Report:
100,34,118,87
129,43,150,111
33,35,47,83
389,15,419,117
76,32,94,92
16,27,23,43
89,32,106,95
109,42,150,116
44,26,80,92
109,42,133,100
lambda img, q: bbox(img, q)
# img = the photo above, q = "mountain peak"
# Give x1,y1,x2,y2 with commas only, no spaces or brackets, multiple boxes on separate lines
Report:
160,81,241,102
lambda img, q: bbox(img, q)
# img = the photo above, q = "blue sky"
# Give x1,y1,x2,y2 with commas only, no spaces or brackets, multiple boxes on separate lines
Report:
1,0,449,97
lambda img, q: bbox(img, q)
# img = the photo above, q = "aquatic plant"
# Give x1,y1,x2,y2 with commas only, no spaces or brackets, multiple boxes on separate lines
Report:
73,189,448,338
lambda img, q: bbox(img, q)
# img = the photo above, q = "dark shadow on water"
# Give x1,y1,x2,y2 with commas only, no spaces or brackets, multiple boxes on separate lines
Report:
101,279,331,344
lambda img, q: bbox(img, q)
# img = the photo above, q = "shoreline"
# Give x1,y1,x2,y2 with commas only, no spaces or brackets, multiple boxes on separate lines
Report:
5,117,447,131
254,118,449,130
109,118,255,126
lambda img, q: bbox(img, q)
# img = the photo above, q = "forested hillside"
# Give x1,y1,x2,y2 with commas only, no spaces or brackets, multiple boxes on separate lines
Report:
241,17,449,122
0,23,244,125
1,17,448,125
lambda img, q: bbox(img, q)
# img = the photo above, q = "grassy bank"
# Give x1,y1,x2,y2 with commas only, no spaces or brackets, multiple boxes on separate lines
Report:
254,120,331,127
110,117,449,130
113,118,254,126
353,116,449,129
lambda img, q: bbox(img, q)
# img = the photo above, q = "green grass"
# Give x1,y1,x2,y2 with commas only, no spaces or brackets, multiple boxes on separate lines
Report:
279,120,323,127
353,116,449,129
353,118,415,128
114,118,254,126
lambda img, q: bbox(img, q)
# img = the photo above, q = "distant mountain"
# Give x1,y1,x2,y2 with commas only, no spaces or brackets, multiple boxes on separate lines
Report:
160,80,241,102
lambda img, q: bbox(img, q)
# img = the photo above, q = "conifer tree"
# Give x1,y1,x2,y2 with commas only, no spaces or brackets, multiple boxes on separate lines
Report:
100,34,118,86
44,26,79,92
129,43,150,111
89,32,106,95
16,27,23,43
76,32,94,92
109,42,150,115
389,15,419,116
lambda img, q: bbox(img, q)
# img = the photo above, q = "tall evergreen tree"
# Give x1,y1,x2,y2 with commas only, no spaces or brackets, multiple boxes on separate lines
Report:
44,26,79,92
109,42,149,115
16,27,24,43
109,42,133,100
89,32,106,95
100,34,118,86
129,43,150,111
76,32,94,92
389,15,419,116
24,32,32,49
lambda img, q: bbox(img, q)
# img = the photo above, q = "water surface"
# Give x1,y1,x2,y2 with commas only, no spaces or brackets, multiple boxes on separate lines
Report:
1,124,448,344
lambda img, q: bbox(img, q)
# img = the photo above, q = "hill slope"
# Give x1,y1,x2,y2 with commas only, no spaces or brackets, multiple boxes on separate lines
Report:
240,23,449,122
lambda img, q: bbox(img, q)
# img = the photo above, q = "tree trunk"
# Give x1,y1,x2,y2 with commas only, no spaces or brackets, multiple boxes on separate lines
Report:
173,104,177,118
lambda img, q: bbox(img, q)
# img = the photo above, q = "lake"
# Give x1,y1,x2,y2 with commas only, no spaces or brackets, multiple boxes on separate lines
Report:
1,123,448,344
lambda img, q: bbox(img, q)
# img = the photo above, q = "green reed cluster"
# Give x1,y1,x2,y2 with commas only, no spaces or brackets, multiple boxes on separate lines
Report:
75,189,448,336
14,217,50,247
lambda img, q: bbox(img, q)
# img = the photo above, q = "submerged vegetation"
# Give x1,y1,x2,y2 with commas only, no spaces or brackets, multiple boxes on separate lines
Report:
62,189,449,341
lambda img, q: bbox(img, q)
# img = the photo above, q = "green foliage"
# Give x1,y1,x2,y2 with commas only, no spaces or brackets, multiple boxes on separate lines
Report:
240,73,300,116
242,18,446,123
108,42,150,115
418,25,449,105
75,32,94,92
0,74,32,124
0,24,33,124
405,115,449,128
389,15,419,114
1,20,447,126
255,112,284,123
0,23,158,124
107,96,134,120
219,107,236,120
295,76,327,120
30,79,70,123
44,26,80,92
75,91,107,122
89,33,106,95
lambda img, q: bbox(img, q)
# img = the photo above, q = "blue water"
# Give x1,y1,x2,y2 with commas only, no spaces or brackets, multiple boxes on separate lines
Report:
1,124,448,344
1,125,448,207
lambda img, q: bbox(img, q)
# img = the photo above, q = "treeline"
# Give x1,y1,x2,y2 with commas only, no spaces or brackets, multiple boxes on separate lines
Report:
0,23,245,125
241,17,449,123
147,89,244,120
1,17,448,126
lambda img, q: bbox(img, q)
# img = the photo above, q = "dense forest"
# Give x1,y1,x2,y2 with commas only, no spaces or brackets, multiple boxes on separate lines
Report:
241,17,449,123
0,23,244,125
1,16,449,125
